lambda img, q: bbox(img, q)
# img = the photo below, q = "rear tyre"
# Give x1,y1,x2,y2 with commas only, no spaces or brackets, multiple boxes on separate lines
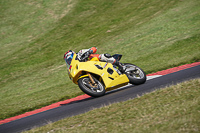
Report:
78,76,105,97
124,63,146,85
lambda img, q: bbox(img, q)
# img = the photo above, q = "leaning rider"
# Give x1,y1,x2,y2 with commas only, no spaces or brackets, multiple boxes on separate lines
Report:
64,47,126,73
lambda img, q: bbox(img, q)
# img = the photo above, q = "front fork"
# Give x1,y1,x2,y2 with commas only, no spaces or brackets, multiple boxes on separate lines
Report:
87,72,96,85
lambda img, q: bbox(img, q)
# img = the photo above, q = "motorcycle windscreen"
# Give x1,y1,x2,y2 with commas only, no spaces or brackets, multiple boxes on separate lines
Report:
65,53,74,69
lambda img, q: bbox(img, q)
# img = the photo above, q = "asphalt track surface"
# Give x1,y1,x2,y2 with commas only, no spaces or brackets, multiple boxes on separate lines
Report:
0,64,200,133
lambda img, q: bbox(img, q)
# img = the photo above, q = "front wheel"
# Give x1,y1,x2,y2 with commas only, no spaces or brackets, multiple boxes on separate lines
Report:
78,76,105,97
124,63,146,85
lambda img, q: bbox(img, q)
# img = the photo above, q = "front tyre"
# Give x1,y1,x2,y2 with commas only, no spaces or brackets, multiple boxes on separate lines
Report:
124,63,146,85
78,76,105,97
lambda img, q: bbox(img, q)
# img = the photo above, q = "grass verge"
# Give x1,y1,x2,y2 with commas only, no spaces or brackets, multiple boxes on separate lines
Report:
24,78,200,133
0,0,200,120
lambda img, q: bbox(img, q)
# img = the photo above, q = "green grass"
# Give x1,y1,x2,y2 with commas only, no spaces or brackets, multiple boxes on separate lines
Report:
0,0,200,120
24,78,200,133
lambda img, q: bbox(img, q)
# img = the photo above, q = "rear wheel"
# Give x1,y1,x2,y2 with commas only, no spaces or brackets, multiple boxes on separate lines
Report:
124,63,146,85
78,76,105,97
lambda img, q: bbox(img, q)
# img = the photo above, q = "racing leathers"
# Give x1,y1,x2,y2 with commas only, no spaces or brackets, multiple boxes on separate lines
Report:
77,47,125,73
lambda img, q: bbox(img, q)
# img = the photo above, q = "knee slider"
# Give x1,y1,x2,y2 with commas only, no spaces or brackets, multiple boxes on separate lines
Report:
104,53,112,58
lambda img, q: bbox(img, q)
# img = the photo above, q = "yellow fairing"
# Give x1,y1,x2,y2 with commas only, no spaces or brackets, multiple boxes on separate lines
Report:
68,53,129,91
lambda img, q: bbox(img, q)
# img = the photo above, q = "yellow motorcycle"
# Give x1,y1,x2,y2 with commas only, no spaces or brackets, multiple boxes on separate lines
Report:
65,53,146,97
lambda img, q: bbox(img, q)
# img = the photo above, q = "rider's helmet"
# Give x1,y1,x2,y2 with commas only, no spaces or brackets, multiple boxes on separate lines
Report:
64,50,75,66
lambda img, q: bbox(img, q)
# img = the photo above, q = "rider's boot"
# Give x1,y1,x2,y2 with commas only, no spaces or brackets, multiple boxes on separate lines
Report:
115,61,126,73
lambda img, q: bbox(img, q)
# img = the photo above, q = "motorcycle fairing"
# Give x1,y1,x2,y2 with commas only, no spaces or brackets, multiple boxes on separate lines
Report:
67,53,129,91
